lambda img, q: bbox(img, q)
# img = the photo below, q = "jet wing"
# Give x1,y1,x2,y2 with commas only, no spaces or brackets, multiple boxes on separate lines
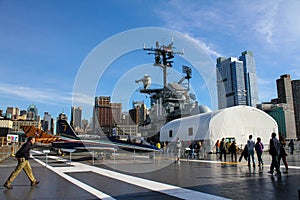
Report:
80,139,162,152
22,125,61,144
75,146,117,152
22,125,161,153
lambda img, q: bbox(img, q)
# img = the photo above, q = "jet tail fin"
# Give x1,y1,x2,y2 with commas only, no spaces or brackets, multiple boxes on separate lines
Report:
57,119,79,140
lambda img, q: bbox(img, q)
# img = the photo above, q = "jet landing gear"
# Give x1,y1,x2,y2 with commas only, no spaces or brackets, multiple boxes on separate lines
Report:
57,149,65,156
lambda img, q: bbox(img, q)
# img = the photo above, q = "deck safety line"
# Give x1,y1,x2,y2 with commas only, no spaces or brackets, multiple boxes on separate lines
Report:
32,153,115,200
32,150,230,200
186,159,300,169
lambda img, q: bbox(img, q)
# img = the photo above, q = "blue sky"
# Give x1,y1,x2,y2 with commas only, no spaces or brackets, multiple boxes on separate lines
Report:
1,0,300,120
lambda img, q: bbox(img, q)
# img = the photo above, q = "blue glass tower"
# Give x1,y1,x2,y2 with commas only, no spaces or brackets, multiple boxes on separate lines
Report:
216,51,258,109
239,51,258,107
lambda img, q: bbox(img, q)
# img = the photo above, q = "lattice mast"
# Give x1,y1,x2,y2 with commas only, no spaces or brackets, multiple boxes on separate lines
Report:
143,39,183,87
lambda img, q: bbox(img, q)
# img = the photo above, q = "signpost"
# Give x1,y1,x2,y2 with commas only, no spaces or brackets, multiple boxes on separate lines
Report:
6,134,18,143
7,134,19,156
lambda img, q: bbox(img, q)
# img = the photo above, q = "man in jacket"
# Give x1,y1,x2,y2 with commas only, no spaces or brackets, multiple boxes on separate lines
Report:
247,135,256,167
219,138,227,161
3,137,39,189
268,132,281,177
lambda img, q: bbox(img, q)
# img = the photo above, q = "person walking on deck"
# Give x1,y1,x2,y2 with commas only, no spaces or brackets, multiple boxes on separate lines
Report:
268,132,281,177
3,137,39,189
255,137,264,167
247,135,256,167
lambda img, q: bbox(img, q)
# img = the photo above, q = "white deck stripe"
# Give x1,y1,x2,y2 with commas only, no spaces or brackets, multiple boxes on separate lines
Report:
32,150,230,200
186,158,300,169
89,165,229,200
32,156,116,200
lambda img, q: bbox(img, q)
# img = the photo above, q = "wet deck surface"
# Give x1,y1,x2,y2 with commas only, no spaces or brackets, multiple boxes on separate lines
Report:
1,149,300,200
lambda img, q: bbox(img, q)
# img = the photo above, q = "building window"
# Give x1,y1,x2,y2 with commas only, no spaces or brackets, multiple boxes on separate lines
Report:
188,127,193,136
169,130,173,138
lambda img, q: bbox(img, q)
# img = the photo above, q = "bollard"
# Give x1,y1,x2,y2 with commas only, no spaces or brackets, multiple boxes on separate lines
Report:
11,145,15,156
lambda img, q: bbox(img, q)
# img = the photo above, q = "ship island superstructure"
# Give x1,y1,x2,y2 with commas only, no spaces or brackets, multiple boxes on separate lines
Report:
136,41,210,142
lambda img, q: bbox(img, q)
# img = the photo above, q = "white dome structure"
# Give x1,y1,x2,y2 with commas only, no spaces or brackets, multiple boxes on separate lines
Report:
198,105,212,114
160,106,278,151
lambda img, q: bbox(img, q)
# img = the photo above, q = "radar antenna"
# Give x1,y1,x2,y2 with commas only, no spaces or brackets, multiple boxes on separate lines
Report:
144,40,183,87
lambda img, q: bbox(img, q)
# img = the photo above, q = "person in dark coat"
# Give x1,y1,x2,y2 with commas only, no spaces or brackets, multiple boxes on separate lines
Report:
268,132,281,177
239,145,248,162
255,137,264,166
229,141,237,162
288,140,294,154
3,137,40,189
219,138,227,161
279,135,288,174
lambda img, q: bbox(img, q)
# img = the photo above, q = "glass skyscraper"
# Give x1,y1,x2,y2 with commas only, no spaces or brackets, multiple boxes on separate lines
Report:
216,51,258,109
27,104,38,121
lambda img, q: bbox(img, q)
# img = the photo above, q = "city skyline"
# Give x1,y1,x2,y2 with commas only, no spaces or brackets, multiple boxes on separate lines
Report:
1,1,300,119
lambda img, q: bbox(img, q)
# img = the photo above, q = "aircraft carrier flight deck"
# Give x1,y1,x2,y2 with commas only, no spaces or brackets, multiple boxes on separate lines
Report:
1,147,300,200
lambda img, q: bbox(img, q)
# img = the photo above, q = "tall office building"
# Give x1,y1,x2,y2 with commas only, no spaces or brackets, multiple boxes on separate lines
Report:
42,112,53,132
94,96,111,130
71,106,82,129
273,75,296,139
239,51,259,107
27,104,39,121
56,112,68,135
258,74,297,139
129,101,148,125
6,107,20,120
110,103,122,125
81,119,89,131
216,51,258,109
93,96,122,133
292,80,300,138
275,75,294,110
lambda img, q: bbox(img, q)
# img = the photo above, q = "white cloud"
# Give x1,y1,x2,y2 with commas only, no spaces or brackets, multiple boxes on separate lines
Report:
288,68,300,80
256,77,273,86
154,0,300,100
0,83,95,108
156,0,300,50
0,83,71,106
155,2,222,32
242,0,300,48
154,1,225,58
234,1,279,44
181,33,223,58
71,92,94,106
255,75,277,102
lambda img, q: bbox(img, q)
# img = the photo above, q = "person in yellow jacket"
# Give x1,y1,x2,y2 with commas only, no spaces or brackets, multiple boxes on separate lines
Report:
156,142,161,149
